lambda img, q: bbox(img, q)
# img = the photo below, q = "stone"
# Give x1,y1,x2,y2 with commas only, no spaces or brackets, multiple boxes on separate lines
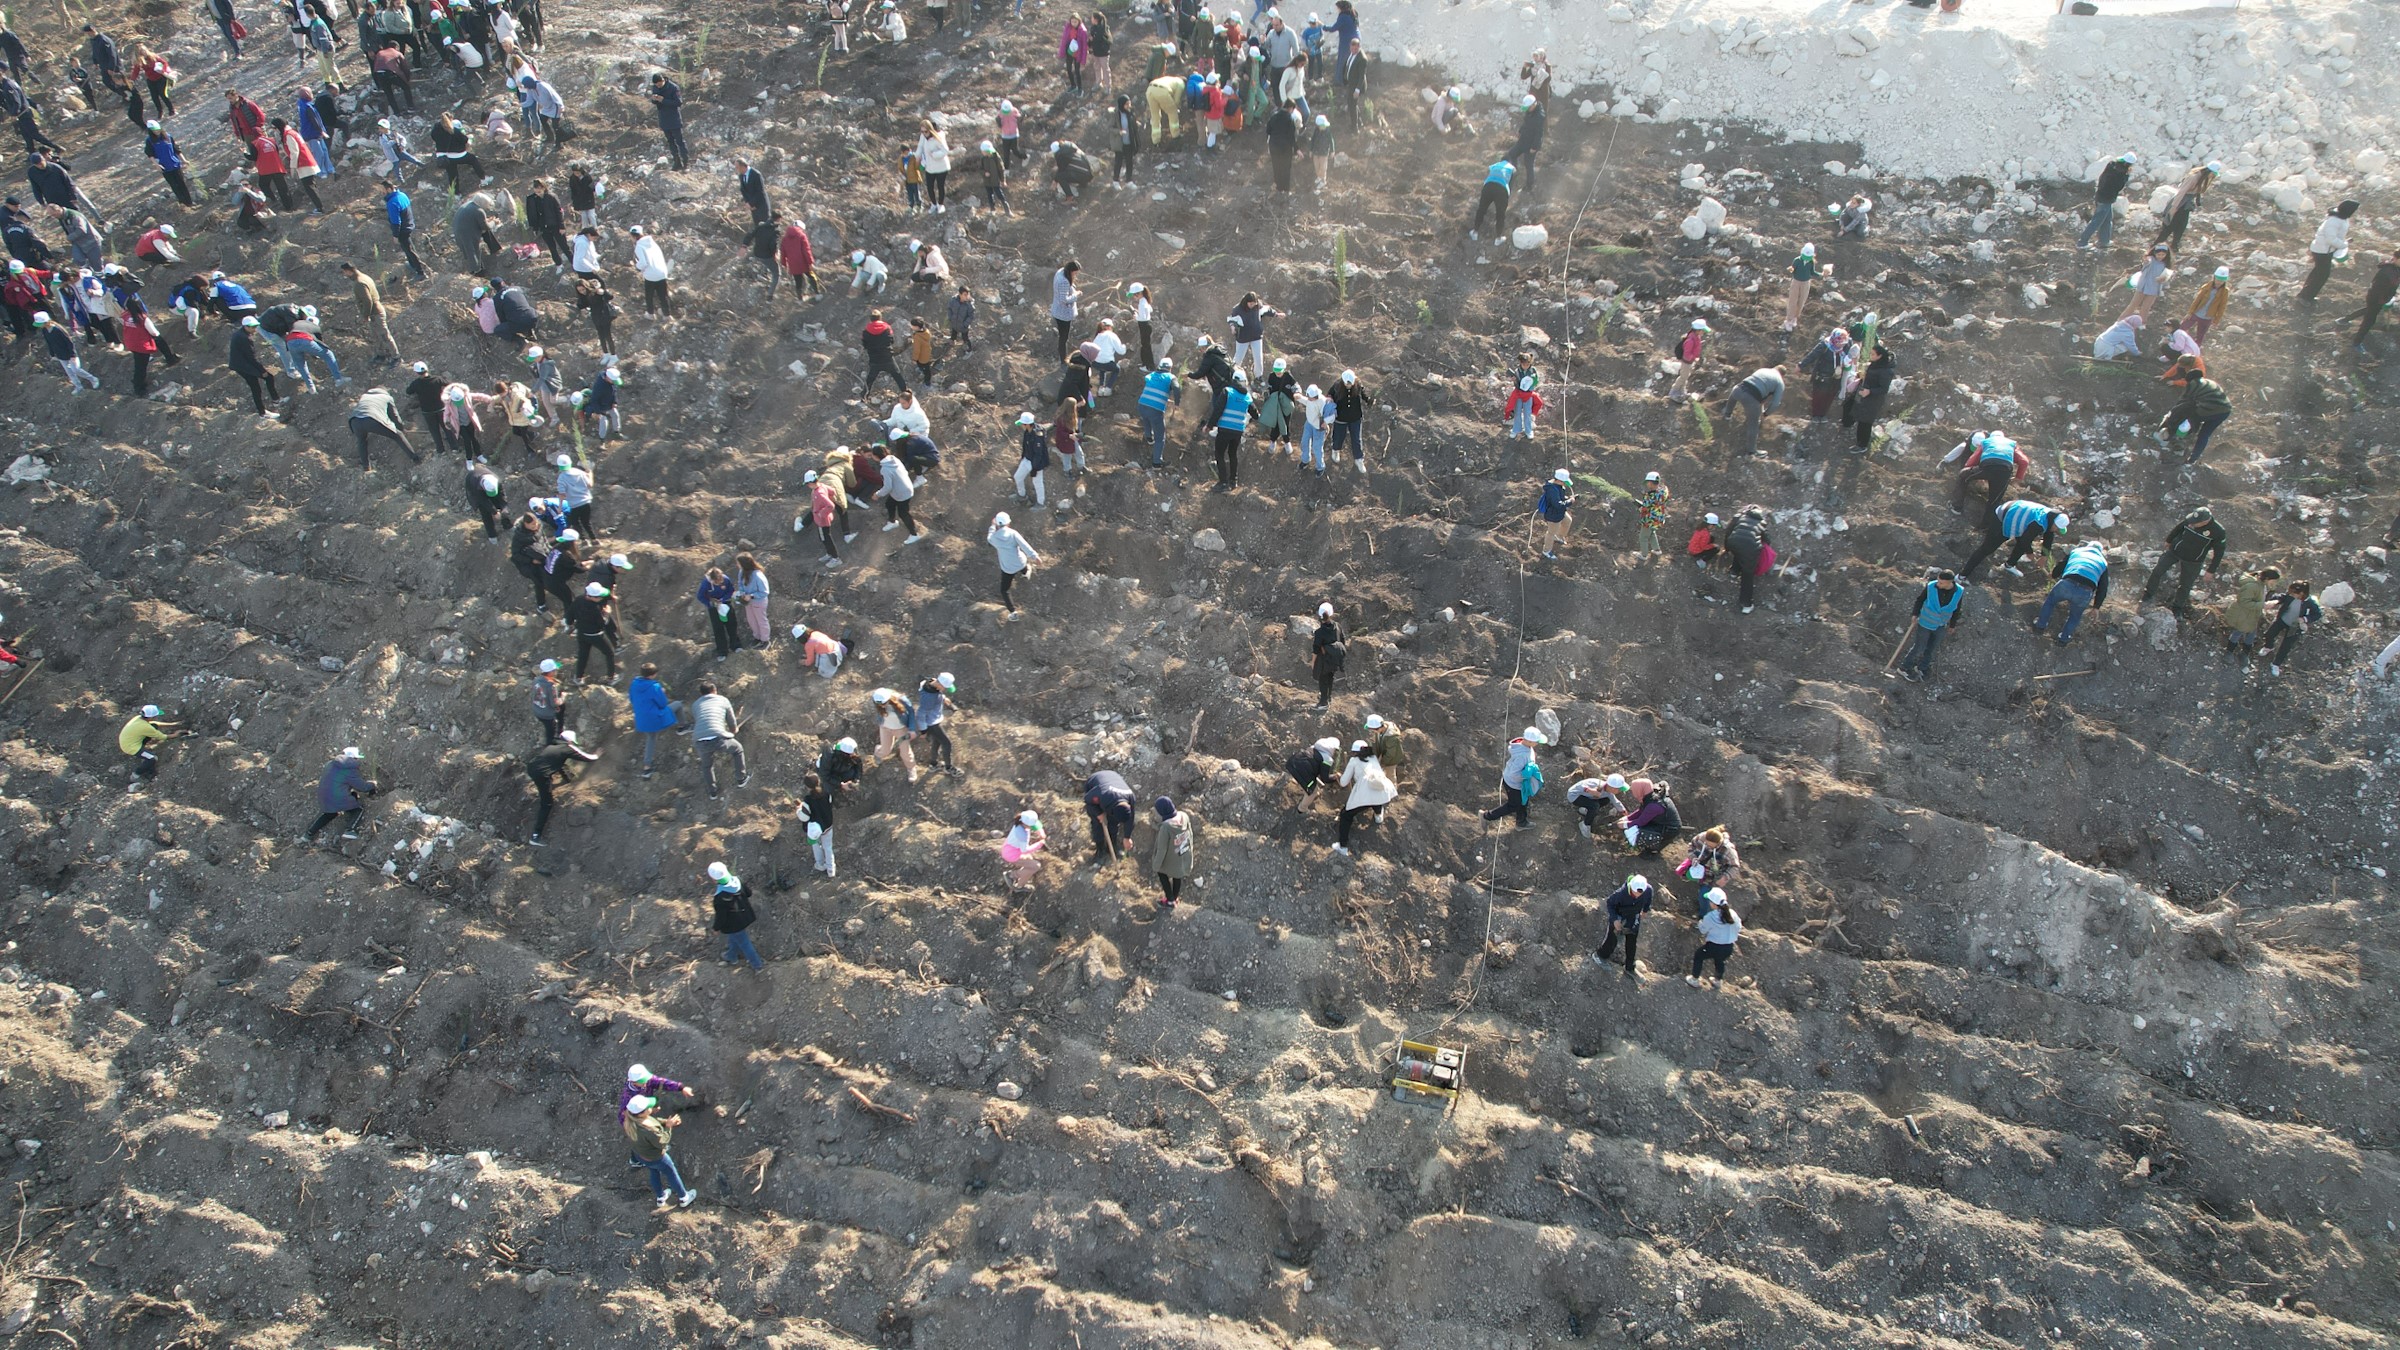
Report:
1155,232,1187,250
318,656,346,672
1509,224,1550,251
261,1110,291,1128
1518,325,1552,348
994,1081,1024,1100
1192,528,1228,552
2,454,49,485
2318,580,2355,609
1534,707,1563,742
12,1139,38,1157
1577,99,1601,121
2143,609,2180,650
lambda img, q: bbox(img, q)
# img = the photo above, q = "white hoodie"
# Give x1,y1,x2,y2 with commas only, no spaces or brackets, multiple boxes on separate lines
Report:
633,235,671,282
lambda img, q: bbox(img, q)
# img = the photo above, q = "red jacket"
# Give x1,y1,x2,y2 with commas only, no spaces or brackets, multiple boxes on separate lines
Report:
122,314,158,354
228,95,266,142
2,270,50,311
135,227,175,260
810,479,839,527
252,134,289,176
279,128,317,174
1502,388,1544,419
778,224,815,274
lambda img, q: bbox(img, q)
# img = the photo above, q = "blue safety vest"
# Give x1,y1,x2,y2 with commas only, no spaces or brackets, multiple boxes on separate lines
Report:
1977,436,2016,466
1139,369,1177,412
1997,500,2050,539
1917,582,1963,629
2060,544,2108,585
1218,387,1252,432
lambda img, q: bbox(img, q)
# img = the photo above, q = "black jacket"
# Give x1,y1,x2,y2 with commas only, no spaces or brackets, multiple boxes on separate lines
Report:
1311,620,1344,675
567,170,599,211
408,373,447,412
1603,883,1653,928
1194,344,1235,392
1083,770,1135,825
739,167,768,214
1511,105,1545,155
818,747,863,790
524,190,564,232
2161,516,2227,568
523,741,597,781
1287,748,1334,790
2093,159,2132,206
1329,379,1371,422
568,593,616,639
228,329,270,377
710,882,757,934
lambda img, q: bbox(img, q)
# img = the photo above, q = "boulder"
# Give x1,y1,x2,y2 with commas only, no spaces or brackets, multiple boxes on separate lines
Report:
1192,528,1228,552
1510,224,1550,251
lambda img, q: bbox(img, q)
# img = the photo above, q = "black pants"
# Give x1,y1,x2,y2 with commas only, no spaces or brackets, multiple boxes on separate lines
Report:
566,503,592,538
2299,251,2335,301
1089,812,1130,860
162,166,194,205
1470,182,1509,236
925,170,947,206
1337,804,1378,846
661,122,689,168
1730,546,1760,607
2262,619,2303,665
2143,554,2204,608
575,632,615,680
885,498,917,534
1270,146,1293,193
1951,461,2011,512
537,713,561,744
1574,796,1611,833
146,76,174,117
528,768,558,836
1961,530,2035,579
1137,320,1154,367
1157,873,1183,907
1114,146,1137,181
642,278,672,315
1597,923,1639,972
474,500,502,539
350,415,419,468
863,357,907,395
983,182,1010,212
1633,825,1677,857
392,227,428,277
919,723,954,769
1000,568,1022,611
538,226,570,264
1691,941,1733,979
441,153,486,193
306,807,363,839
238,370,280,413
1482,785,1528,826
1315,668,1335,706
133,749,159,780
1213,429,1241,486
516,562,549,610
131,352,153,395
293,176,324,212
421,407,455,454
1054,317,1073,362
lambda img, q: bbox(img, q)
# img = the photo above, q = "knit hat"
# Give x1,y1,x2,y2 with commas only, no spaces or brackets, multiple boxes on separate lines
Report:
1154,796,1176,819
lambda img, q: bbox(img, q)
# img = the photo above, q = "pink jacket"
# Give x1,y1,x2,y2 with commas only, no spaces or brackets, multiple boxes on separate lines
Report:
1060,20,1089,64
810,479,840,528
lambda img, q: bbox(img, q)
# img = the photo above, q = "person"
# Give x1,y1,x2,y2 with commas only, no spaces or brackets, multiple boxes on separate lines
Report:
2077,152,2135,252
1305,602,1346,706
1061,13,1090,93
631,225,673,317
876,449,924,542
1666,319,1707,402
528,656,568,745
621,1094,699,1210
989,512,1039,614
1783,243,1826,331
1136,360,1182,467
734,155,770,226
915,120,952,212
1479,727,1547,827
1842,343,1894,454
911,674,960,774
1332,740,1395,857
227,316,283,417
1963,498,2066,580
382,181,429,280
575,275,619,357
338,262,403,367
2180,266,2232,349
2153,161,2217,251
2161,368,2233,465
1002,810,1047,889
1287,736,1342,804
706,861,763,969
626,663,683,778
1083,769,1136,863
523,730,599,845
1566,774,1626,838
1687,889,1742,989
619,1064,702,1122
2221,566,2274,667
1835,193,1872,238
1948,432,2028,516
1505,92,1543,190
1724,506,1772,613
118,704,182,789
732,554,772,645
779,218,823,300
1725,365,1784,457
867,687,919,782
1265,96,1302,193
34,314,97,393
1687,513,1725,568
816,738,865,801
800,773,837,875
1531,469,1573,560
1594,874,1654,979
304,747,378,842
2348,251,2400,351
1468,158,1515,241
1679,825,1740,889
2140,507,2227,612
689,678,749,799
858,308,905,394
1339,39,1367,132
1796,327,1852,420
2257,580,2320,677
647,73,689,169
802,470,844,569
2034,541,2111,645
346,385,419,468
1148,796,1197,912
695,568,741,658
1050,139,1094,199
569,581,619,683
2123,244,2172,328
1896,569,1964,683
145,122,195,206
1619,778,1681,856
908,314,937,382
1212,369,1253,489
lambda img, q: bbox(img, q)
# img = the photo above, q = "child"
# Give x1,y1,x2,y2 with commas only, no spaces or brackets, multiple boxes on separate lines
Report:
1502,366,1542,439
1636,471,1671,556
909,316,935,383
898,148,924,212
1308,112,1333,192
1686,512,1724,568
997,100,1022,169
948,284,976,353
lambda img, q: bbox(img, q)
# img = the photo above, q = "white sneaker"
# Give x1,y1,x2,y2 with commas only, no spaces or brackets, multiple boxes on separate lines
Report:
843,532,858,543
678,1190,698,1208
1685,975,1702,987
904,533,925,544
2269,664,2281,676
1332,844,1350,856
1740,605,1754,614
882,521,901,532
2001,565,2023,578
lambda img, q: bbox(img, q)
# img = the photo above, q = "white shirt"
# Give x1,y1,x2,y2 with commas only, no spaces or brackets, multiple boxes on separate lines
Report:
887,400,931,438
1089,329,1127,363
854,255,889,284
1131,294,1153,323
912,246,948,279
1300,391,1331,429
2310,214,2351,257
449,41,484,69
491,9,515,43
633,236,671,282
571,233,600,274
916,133,951,174
882,10,906,39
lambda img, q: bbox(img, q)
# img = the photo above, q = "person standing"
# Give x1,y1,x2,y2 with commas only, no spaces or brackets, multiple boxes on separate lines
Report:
1529,469,1574,560
1136,360,1181,467
1049,260,1081,362
2033,541,2110,645
2257,580,2321,678
1149,796,1197,912
1725,365,1785,458
735,155,770,225
382,181,430,280
2154,161,2218,251
339,262,403,366
530,657,566,744
1212,369,1253,490
2139,507,2227,612
800,773,837,876
1304,602,1346,706
876,448,923,542
304,747,379,842
911,674,959,773
1327,368,1371,472
859,308,907,394
620,1094,699,1210
915,120,952,211
989,511,1040,613
689,679,749,799
1783,244,1827,331
1842,344,1893,455
631,225,673,318
647,73,689,169
631,663,682,777
696,567,740,658
1895,569,1964,683
779,218,822,300
803,469,844,570
1666,319,1707,402
869,688,920,783
1479,727,1547,827
1686,889,1742,989
569,581,619,684
525,179,570,265
2122,244,2172,326
707,861,763,969
733,553,771,645
2348,251,2400,352
2180,266,2232,348
523,730,599,845
227,316,283,417
145,122,196,205
1594,873,1654,980
2077,152,2135,251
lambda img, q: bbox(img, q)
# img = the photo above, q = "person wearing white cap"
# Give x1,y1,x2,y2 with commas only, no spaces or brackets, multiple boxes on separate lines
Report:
618,1063,698,1122
1327,368,1371,472
621,1091,699,1210
1532,469,1574,560
689,678,750,799
305,747,379,844
1296,378,1330,475
2181,264,2233,347
870,687,920,783
1687,889,1742,988
1835,192,1873,239
531,658,566,744
2154,161,2218,252
1332,737,1397,857
1480,727,1548,827
569,581,620,684
1309,602,1345,707
118,703,182,789
989,512,1041,614
2077,151,2136,253
1285,736,1343,805
555,454,595,538
523,729,600,846
1688,512,1725,568
1595,873,1655,979
1505,91,1544,194
1784,243,1827,331
1360,711,1407,782
705,862,761,969
911,673,961,774
1667,318,1709,402
631,224,674,317
33,314,99,392
1566,773,1630,838
1002,809,1049,889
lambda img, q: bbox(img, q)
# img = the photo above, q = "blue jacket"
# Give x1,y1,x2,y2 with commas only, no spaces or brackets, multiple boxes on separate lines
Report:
629,677,678,733
384,190,414,231
1499,738,1536,790
583,370,617,414
211,278,254,310
1534,481,1570,522
296,98,327,141
1484,160,1517,189
1217,387,1252,433
1603,883,1653,928
910,686,948,732
696,575,735,612
146,132,183,171
1914,581,1964,630
2059,543,2107,586
1138,368,1180,412
315,758,376,812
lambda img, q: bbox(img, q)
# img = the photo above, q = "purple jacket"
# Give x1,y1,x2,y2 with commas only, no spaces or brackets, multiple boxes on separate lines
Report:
619,1075,686,1121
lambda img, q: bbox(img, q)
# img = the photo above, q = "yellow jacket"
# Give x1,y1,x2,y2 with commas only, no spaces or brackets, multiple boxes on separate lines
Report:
2185,278,2230,324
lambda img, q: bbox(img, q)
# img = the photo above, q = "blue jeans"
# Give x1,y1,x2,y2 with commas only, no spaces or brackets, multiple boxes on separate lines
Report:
1899,624,1943,676
722,928,762,969
263,330,299,378
630,1150,690,1201
1139,406,1166,464
1327,418,1362,463
2077,209,2113,250
1509,402,1534,437
1300,422,1326,471
296,344,344,390
2182,413,2228,465
307,136,336,179
2034,580,2094,642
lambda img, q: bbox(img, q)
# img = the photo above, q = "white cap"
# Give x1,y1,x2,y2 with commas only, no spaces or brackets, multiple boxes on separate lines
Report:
1316,114,1330,127
1306,384,1321,398
1364,714,1384,730
804,469,819,483
1000,99,1017,113
525,345,545,361
559,730,579,744
1554,469,1572,484
341,746,362,759
472,286,488,299
627,1064,652,1083
1627,874,1650,891
585,582,608,597
979,139,994,152
556,454,574,468
1704,512,1721,525
807,822,823,840
791,623,807,639
1019,810,1041,826
1317,602,1335,618
141,704,162,718
2205,160,2223,173
557,529,580,542
609,553,631,569
837,737,859,754
1521,94,1536,109
707,861,730,880
2214,266,2230,279
1315,737,1341,755
1520,727,1547,745
624,1094,656,1115
1605,773,1627,789
159,224,177,238
1126,282,1146,295
1690,319,1710,331
1340,369,1356,382
629,224,645,236
146,118,161,131
850,249,865,264
887,427,907,441
1704,887,1728,906
1644,471,1660,482
2054,515,2071,531
413,361,429,374
30,313,48,327
1351,740,1369,754
538,658,559,672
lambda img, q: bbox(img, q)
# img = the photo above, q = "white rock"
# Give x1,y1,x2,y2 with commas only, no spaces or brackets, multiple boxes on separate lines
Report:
318,656,345,672
12,1139,38,1157
1,454,48,485
2318,580,2355,609
261,1110,291,1128
2356,148,2389,175
786,359,811,379
2092,510,2117,529
1519,325,1553,348
1155,232,1187,250
2020,282,2050,309
1192,528,1228,552
1510,224,1550,251
1696,197,1727,231
1606,2,1633,18
1576,99,1601,121
1680,214,1708,240
994,1081,1024,1100
1823,160,1847,176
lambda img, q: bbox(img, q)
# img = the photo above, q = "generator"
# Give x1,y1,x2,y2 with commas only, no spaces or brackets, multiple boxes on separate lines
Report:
1388,1038,1465,1110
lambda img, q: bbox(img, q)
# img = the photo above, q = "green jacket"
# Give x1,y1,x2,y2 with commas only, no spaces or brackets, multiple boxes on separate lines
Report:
623,1112,672,1162
2173,377,2232,423
2222,576,2266,634
1150,811,1198,879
